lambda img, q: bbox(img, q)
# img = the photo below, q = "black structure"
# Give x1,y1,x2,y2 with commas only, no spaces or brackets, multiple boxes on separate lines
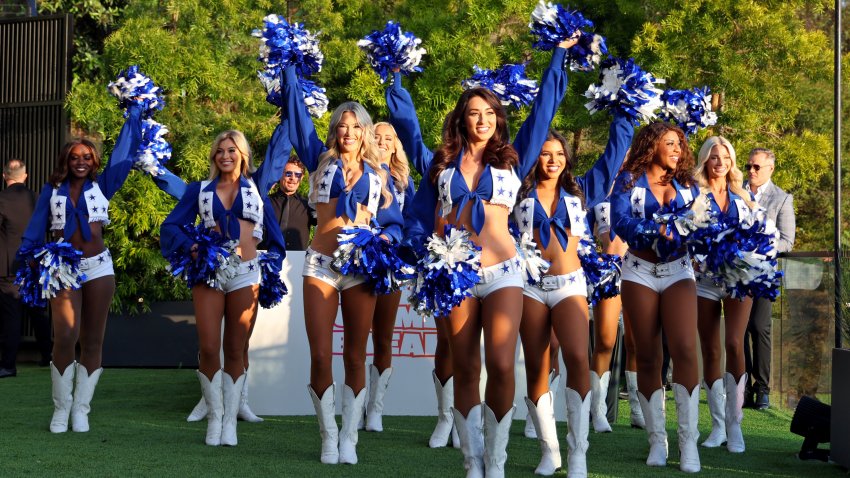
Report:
0,13,72,195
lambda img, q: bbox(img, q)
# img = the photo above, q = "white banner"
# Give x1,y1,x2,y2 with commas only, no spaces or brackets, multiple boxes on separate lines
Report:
248,251,568,420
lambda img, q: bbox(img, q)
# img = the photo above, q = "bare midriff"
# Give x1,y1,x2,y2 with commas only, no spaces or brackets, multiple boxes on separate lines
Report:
56,223,107,258
309,199,373,256
211,219,260,261
535,229,581,276
438,201,516,267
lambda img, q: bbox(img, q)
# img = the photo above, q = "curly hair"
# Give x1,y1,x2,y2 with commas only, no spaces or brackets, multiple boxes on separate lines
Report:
620,122,694,191
518,129,585,207
50,139,101,186
429,88,518,184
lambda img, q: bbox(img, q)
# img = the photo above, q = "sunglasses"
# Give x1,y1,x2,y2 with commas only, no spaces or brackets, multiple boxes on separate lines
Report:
745,164,767,172
284,171,303,179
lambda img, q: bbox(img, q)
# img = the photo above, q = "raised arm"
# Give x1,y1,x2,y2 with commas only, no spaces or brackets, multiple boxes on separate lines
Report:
386,72,433,175
514,47,569,179
160,182,201,258
253,119,292,195
99,104,144,199
283,66,326,172
151,168,188,201
578,112,633,208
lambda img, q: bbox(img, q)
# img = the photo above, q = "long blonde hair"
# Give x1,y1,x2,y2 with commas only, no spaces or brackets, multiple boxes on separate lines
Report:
208,130,254,180
694,136,756,210
310,102,392,207
374,122,410,193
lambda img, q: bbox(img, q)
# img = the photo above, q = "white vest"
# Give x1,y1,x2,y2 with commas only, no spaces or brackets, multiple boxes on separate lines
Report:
198,179,265,240
50,182,110,231
437,166,521,218
514,195,589,240
312,163,381,216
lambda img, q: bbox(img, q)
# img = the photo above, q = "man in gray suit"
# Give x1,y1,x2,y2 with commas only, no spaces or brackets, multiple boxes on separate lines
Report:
743,148,795,409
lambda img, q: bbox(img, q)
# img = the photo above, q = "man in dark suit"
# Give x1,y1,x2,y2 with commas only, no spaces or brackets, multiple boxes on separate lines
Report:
267,157,315,251
0,159,36,378
743,148,795,409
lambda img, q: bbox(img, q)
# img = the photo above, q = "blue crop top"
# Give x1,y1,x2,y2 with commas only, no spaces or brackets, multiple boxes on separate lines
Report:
514,113,633,251
401,47,570,244
610,172,700,253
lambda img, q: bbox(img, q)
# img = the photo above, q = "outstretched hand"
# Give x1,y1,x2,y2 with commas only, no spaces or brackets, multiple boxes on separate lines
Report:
558,30,581,50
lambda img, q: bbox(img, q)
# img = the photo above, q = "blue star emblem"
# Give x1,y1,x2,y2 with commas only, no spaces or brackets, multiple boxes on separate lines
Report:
55,201,61,207
320,182,327,190
507,191,513,197
571,201,578,208
515,259,520,267
98,256,105,263
316,256,325,266
522,219,529,227
441,195,448,202
600,205,606,213
55,213,62,219
204,210,210,217
248,263,255,271
521,204,529,213
372,193,378,199
202,198,209,204
633,197,641,205
246,191,253,196
631,260,640,269
247,202,254,210
89,194,96,201
501,264,510,273
681,259,687,267
568,275,576,284
440,181,447,190
498,188,505,195
323,170,331,177
496,174,504,182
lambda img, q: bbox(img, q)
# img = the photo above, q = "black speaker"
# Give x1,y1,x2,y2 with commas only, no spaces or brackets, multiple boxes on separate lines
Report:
790,395,831,461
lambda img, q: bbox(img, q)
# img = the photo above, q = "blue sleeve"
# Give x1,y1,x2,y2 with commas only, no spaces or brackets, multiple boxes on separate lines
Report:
386,72,434,175
514,47,568,179
376,191,404,243
252,120,292,195
577,113,633,209
261,196,287,267
160,182,201,257
401,175,437,250
20,186,52,250
100,104,144,199
610,173,659,249
283,66,326,173
152,169,187,200
402,177,416,216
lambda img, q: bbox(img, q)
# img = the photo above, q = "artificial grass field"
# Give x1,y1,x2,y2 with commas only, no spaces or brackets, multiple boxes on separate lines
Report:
0,365,844,477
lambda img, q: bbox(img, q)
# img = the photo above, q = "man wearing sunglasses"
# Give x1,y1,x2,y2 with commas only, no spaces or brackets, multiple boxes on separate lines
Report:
743,148,795,410
267,157,315,250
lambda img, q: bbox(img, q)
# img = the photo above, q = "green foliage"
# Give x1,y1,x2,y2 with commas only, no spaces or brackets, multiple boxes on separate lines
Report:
64,0,840,311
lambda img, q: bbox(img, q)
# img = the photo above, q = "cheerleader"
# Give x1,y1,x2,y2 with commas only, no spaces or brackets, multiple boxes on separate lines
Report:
693,136,756,453
610,123,701,473
19,103,143,433
586,201,644,431
160,128,287,446
515,111,632,477
363,122,416,432
401,42,575,477
281,65,403,465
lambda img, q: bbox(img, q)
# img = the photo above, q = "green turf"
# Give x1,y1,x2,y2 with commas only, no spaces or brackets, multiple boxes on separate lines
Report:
0,365,844,477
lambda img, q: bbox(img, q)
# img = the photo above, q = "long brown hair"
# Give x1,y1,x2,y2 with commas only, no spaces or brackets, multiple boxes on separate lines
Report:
620,122,694,191
518,129,585,206
429,88,518,184
49,139,101,186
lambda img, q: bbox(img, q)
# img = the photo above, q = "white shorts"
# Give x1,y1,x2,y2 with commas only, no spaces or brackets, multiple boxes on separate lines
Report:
696,275,728,301
620,252,694,294
470,256,524,299
523,269,587,308
80,249,114,283
223,257,260,293
302,248,366,291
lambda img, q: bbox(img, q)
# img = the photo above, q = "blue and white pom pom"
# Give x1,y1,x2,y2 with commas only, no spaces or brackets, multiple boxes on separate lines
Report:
133,119,171,176
584,58,665,125
166,224,240,290
258,251,288,308
577,237,622,305
659,87,718,137
332,226,414,294
529,0,593,51
107,65,165,117
462,63,539,109
652,195,713,260
257,69,328,117
516,232,550,284
252,14,323,77
357,21,426,83
410,225,482,318
15,240,86,308
567,33,608,72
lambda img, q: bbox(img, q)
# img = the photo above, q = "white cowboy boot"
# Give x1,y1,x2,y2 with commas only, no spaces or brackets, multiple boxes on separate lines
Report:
625,371,645,428
430,371,456,448
725,372,747,453
452,404,484,478
525,392,561,475
482,402,515,478
638,388,668,467
198,370,223,446
237,368,263,422
339,385,367,464
701,378,726,447
590,371,612,433
49,361,75,433
220,371,245,446
365,365,392,432
308,383,339,464
186,396,207,422
564,387,591,478
673,383,701,473
70,363,103,432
